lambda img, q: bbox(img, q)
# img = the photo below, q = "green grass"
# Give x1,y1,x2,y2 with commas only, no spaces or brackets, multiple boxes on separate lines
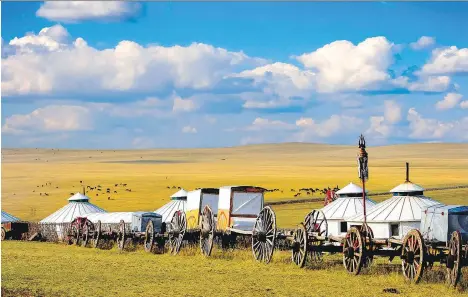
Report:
2,241,468,297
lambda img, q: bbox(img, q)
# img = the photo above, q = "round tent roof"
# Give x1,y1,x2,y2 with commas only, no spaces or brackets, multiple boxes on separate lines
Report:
40,193,106,224
336,182,368,195
170,189,188,199
1,211,20,223
347,194,442,223
322,182,376,220
154,199,186,223
390,181,425,193
68,192,91,202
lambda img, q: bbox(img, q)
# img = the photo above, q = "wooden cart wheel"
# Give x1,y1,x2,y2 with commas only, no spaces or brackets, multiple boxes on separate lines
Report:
1,227,6,241
144,220,155,253
252,206,277,264
292,223,308,268
71,222,80,246
401,229,425,283
200,205,215,257
343,227,364,275
446,230,462,287
360,224,374,268
304,210,327,261
81,222,90,247
117,220,126,251
168,211,186,255
93,220,101,249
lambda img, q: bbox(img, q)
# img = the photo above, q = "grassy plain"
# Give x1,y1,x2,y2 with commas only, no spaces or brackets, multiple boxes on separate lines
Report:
2,143,468,225
1,143,468,296
2,241,468,297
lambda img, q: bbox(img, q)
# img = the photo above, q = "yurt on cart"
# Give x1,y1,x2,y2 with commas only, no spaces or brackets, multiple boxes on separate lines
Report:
320,182,377,237
40,192,106,240
154,189,188,224
346,178,443,240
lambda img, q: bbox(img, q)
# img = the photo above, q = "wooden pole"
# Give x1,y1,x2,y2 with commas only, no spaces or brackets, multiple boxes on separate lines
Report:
362,179,367,225
406,162,410,182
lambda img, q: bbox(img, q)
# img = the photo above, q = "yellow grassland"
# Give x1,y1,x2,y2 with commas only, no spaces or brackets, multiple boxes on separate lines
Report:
1,143,467,225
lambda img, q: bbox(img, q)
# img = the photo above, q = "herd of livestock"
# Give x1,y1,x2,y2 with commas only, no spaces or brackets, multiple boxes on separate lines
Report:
1,136,468,289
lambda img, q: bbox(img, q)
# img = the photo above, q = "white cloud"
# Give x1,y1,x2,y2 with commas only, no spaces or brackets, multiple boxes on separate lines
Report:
460,101,468,109
2,105,92,134
295,115,364,139
420,46,468,75
407,108,465,139
384,100,402,124
8,24,69,54
246,118,295,131
410,36,436,50
2,26,266,96
436,93,463,110
173,96,197,113
295,37,395,92
366,116,391,138
36,2,142,23
182,126,197,133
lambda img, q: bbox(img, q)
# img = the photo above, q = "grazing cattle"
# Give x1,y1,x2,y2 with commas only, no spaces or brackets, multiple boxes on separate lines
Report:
178,187,181,189
291,189,295,192
307,191,311,195
115,184,118,187
166,186,170,189
114,191,117,194
108,197,110,200
56,186,59,189
33,190,35,192
122,184,127,187
96,194,99,196
80,181,83,184
70,192,74,195
45,193,49,196
40,193,42,196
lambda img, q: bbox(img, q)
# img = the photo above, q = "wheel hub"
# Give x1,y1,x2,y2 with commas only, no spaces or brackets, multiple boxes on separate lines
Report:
406,251,415,264
292,241,301,252
200,230,210,239
447,254,455,269
256,231,267,242
344,247,354,258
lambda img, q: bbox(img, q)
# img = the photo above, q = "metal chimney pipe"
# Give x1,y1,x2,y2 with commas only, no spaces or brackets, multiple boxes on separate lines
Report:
406,162,410,182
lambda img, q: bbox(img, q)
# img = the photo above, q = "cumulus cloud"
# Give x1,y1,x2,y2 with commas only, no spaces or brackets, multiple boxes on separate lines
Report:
365,100,402,139
294,115,364,139
246,118,295,131
410,36,436,50
384,100,402,124
420,46,468,75
2,105,92,134
173,96,197,113
295,37,395,92
182,126,197,133
461,101,468,109
36,2,142,23
2,26,266,96
407,108,467,140
436,93,463,110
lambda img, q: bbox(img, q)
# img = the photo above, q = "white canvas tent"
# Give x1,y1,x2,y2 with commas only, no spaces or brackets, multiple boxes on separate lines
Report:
1,211,20,223
40,193,106,239
154,189,188,223
217,186,265,232
321,182,377,237
346,181,443,239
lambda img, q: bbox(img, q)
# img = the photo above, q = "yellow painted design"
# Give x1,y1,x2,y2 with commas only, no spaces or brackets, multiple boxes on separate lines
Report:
186,209,199,230
216,209,230,231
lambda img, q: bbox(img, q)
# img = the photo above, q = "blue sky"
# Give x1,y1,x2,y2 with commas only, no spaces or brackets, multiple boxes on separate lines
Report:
1,1,467,148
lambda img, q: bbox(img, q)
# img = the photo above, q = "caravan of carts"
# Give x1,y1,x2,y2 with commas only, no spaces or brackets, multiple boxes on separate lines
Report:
3,135,467,288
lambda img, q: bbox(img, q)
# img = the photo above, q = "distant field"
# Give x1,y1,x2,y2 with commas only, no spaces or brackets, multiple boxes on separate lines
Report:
2,241,468,297
2,143,468,222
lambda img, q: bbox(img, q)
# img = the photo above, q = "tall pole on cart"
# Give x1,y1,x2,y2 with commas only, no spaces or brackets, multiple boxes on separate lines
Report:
357,134,369,225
